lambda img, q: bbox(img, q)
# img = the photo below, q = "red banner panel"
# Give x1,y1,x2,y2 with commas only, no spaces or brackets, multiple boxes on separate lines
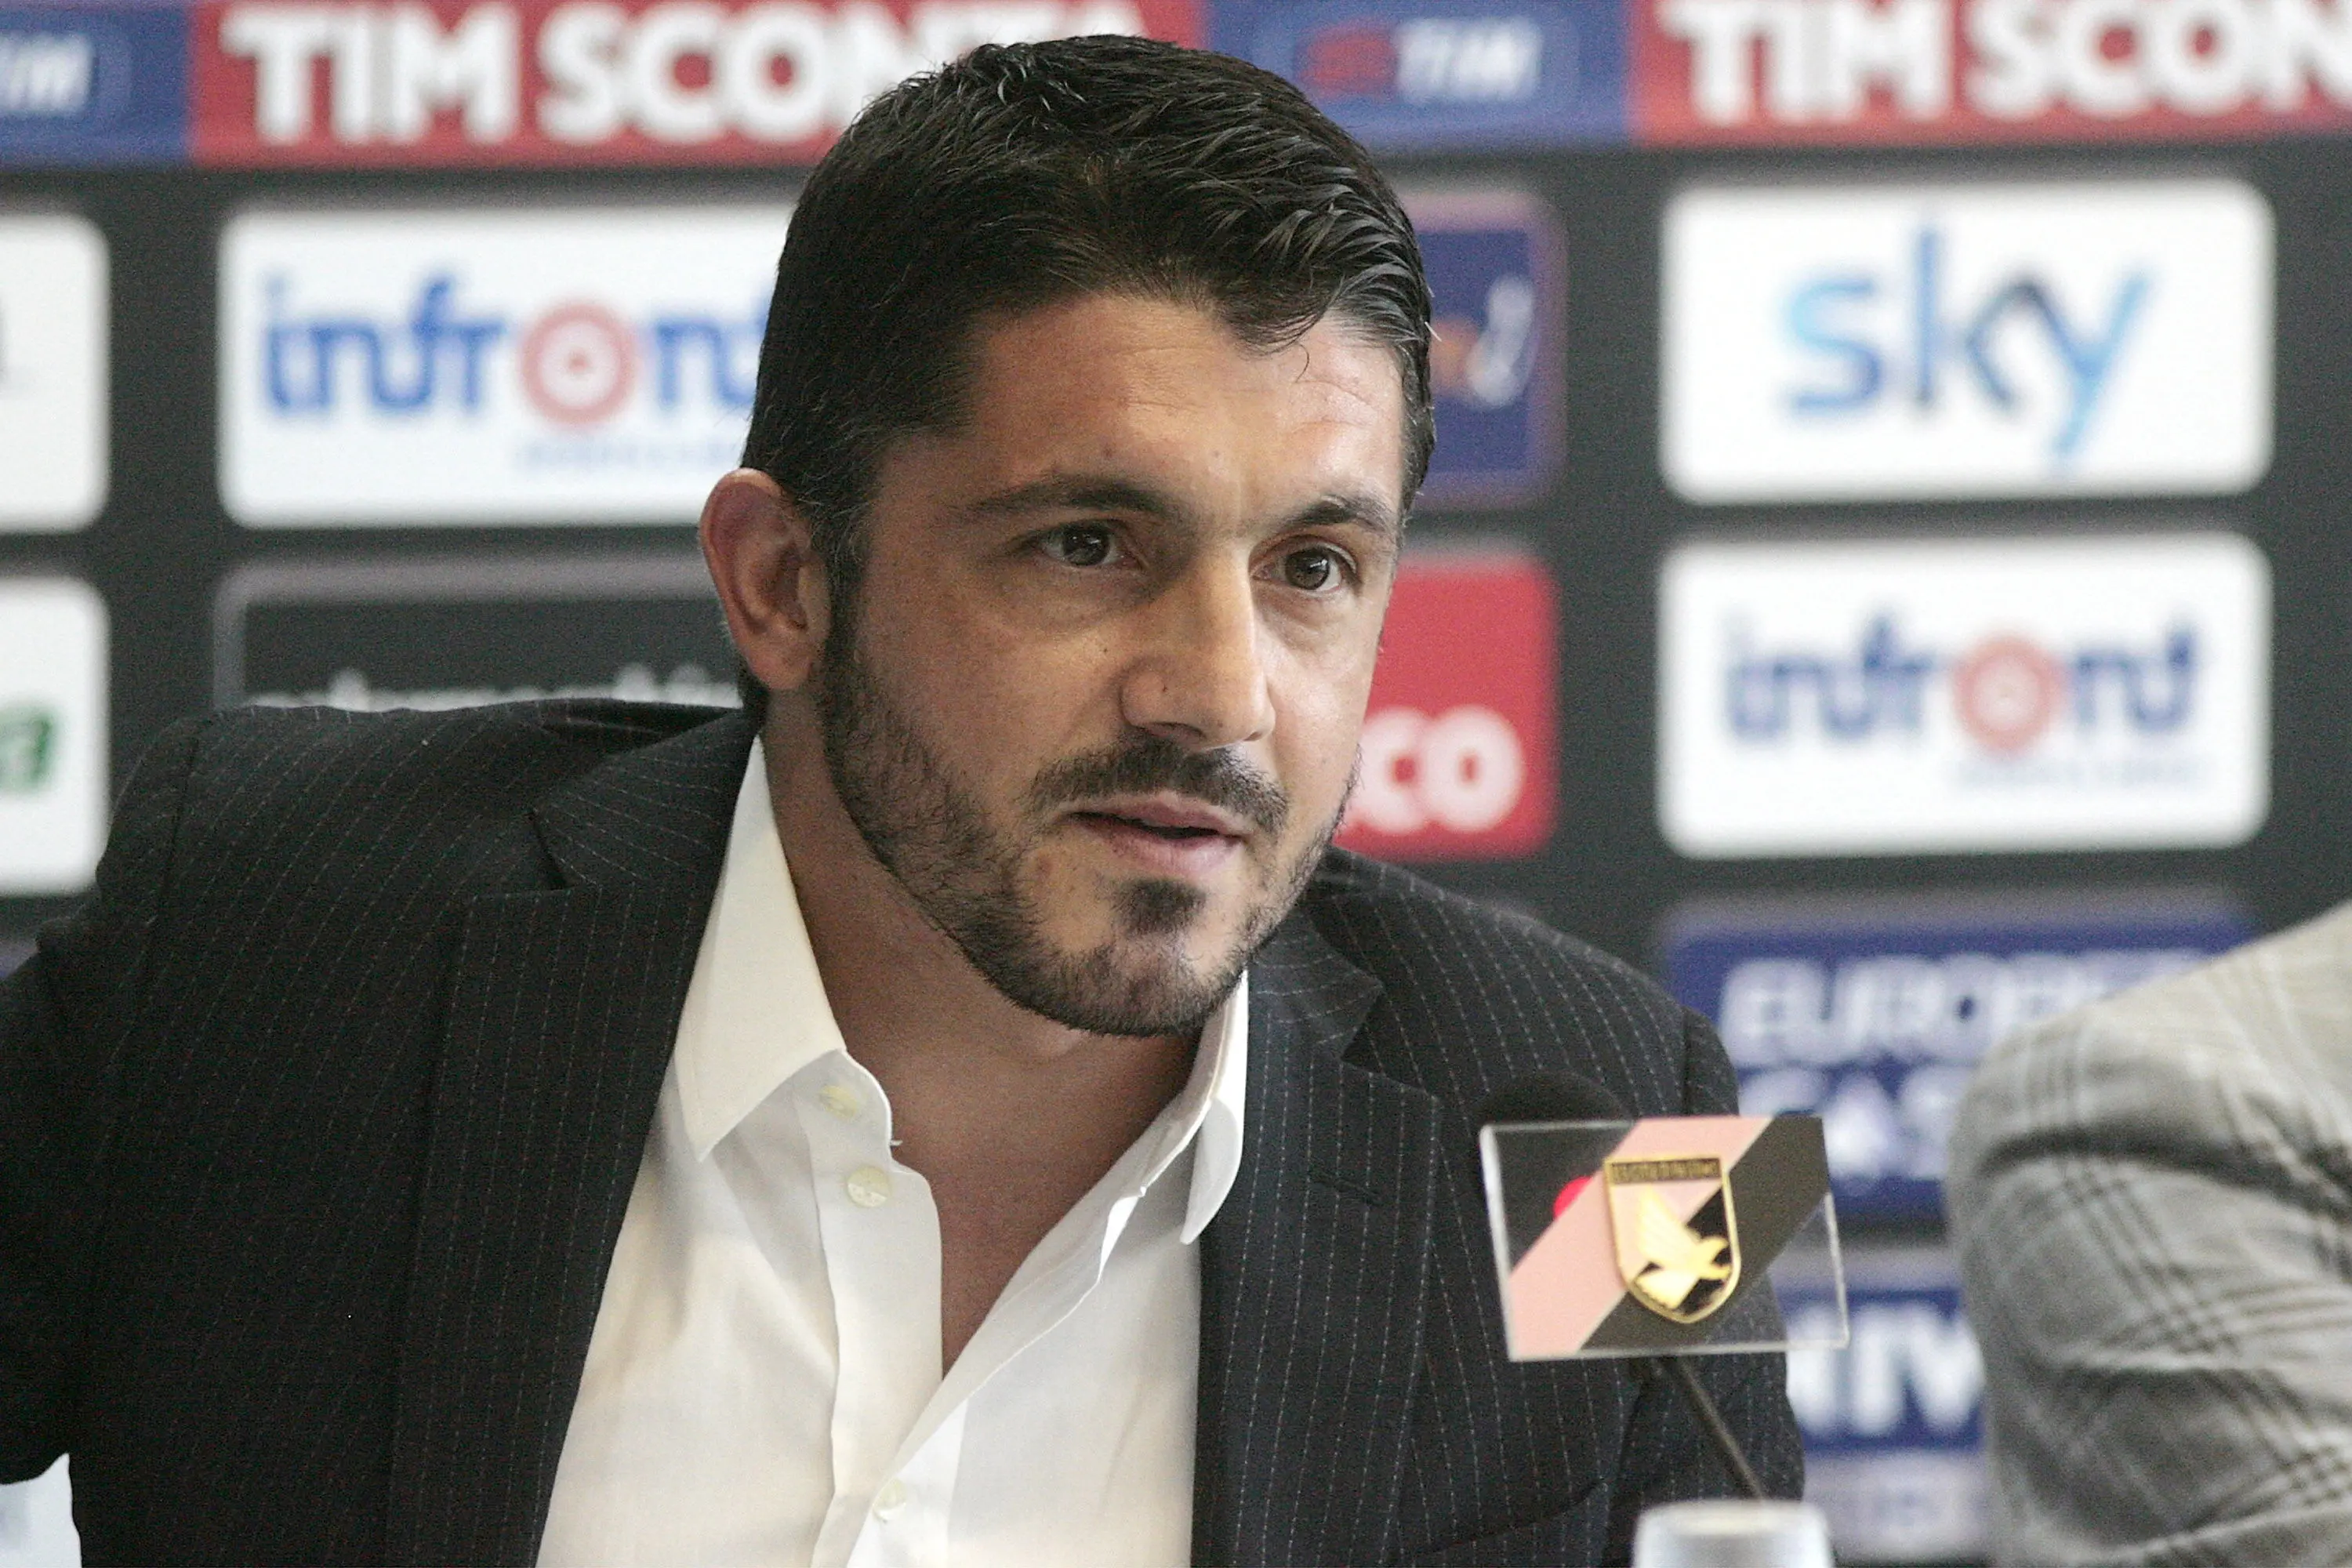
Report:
1336,548,1559,864
1632,0,2352,144
193,0,1206,165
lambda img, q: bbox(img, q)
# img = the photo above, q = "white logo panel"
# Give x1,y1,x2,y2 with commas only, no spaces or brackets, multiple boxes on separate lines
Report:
0,578,107,894
220,204,791,525
0,214,107,531
1662,181,2272,502
1659,534,2269,856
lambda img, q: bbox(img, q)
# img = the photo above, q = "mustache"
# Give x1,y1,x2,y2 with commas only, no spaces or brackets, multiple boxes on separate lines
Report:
1027,733,1290,839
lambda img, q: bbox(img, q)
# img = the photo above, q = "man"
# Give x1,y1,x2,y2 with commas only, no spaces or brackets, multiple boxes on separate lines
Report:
1949,906,2352,1566
0,37,1798,1566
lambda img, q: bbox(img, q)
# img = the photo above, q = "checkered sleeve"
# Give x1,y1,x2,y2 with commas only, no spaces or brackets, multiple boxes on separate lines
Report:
1947,911,2352,1568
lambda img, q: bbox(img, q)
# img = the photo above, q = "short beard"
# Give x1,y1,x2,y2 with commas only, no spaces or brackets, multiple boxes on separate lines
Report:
811,616,1330,1038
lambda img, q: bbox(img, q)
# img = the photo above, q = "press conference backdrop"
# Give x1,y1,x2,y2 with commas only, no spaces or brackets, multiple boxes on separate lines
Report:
9,0,2352,1559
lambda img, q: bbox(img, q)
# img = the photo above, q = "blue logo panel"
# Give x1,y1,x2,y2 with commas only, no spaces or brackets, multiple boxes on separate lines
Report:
1410,189,1564,507
0,4,187,165
1780,1246,1990,1561
1661,895,2252,1223
1215,0,1626,151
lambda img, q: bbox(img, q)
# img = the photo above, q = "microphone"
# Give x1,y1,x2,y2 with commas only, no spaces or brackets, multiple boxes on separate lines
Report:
1478,1072,1769,1501
1475,1069,1626,1127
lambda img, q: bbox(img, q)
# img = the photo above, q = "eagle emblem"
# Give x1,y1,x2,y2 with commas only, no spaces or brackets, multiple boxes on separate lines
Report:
1603,1153,1740,1324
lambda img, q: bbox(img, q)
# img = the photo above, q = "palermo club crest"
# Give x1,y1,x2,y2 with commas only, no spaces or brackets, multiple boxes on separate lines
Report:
1603,1153,1741,1324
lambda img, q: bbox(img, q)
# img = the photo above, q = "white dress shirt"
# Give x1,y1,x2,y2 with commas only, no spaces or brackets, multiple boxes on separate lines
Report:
536,744,1249,1568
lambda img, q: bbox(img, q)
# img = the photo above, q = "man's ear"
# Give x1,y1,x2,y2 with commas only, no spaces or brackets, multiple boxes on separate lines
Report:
700,467,833,695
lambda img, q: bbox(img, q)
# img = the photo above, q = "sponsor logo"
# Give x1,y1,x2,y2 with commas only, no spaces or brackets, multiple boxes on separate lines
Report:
1658,535,2270,855
1218,1,1622,147
0,5,187,163
1781,1247,1987,1560
1635,0,2352,143
220,205,787,524
1337,547,1557,863
1406,187,1566,507
0,578,107,897
214,555,741,710
1662,180,2271,502
193,0,1203,165
1662,893,2251,1219
0,214,107,532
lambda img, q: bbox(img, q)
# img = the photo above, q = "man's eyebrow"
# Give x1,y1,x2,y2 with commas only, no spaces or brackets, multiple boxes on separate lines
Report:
963,474,1403,542
1290,491,1403,542
963,475,1192,523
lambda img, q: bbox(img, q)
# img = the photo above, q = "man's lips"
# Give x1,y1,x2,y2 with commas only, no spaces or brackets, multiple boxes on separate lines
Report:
1062,793,1251,874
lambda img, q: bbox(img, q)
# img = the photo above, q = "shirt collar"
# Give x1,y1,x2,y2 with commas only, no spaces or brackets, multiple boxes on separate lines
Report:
674,743,1250,1243
673,741,848,1160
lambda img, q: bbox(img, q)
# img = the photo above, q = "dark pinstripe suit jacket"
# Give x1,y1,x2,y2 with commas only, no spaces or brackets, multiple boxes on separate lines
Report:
0,702,1799,1566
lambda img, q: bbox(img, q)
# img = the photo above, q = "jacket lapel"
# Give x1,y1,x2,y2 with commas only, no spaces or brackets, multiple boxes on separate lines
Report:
1194,913,1444,1566
384,710,755,1568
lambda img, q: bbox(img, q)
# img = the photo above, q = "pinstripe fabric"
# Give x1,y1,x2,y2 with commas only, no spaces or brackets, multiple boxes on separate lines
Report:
1948,903,2352,1568
2,701,1798,1567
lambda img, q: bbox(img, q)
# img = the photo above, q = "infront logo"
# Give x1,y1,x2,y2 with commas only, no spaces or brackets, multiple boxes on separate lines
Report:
220,204,787,524
1337,548,1557,862
257,271,760,424
1658,534,2270,857
1663,180,2271,502
1728,615,2198,756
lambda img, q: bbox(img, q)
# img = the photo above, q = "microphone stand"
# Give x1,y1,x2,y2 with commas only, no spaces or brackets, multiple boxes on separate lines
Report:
1644,1356,1767,1500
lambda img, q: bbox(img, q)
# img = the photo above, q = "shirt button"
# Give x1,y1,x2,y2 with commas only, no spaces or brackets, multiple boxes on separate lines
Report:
817,1083,861,1120
845,1165,892,1208
873,1477,908,1520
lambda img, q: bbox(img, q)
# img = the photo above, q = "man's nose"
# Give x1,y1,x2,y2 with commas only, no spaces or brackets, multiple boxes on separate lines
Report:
1120,557,1276,750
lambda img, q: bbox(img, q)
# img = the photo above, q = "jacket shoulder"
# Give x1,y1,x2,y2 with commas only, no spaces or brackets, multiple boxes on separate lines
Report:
1951,901,2352,1195
143,699,739,904
1297,850,1718,1118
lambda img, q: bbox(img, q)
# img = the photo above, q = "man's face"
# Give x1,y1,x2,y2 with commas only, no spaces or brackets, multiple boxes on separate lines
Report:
815,292,1406,1037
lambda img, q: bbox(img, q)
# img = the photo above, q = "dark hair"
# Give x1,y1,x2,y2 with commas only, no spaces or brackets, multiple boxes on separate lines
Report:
733,34,1432,713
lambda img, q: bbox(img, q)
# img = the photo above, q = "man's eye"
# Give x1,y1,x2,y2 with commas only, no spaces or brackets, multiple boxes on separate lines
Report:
1282,546,1345,592
1040,524,1117,568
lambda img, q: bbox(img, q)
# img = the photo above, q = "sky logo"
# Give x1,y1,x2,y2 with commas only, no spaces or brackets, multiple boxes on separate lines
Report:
1659,535,2270,856
1785,227,2147,466
1662,180,2271,502
1726,615,2196,755
221,204,789,525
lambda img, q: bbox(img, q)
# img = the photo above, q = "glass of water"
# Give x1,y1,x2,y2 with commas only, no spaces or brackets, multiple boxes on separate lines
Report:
1632,1500,1835,1568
